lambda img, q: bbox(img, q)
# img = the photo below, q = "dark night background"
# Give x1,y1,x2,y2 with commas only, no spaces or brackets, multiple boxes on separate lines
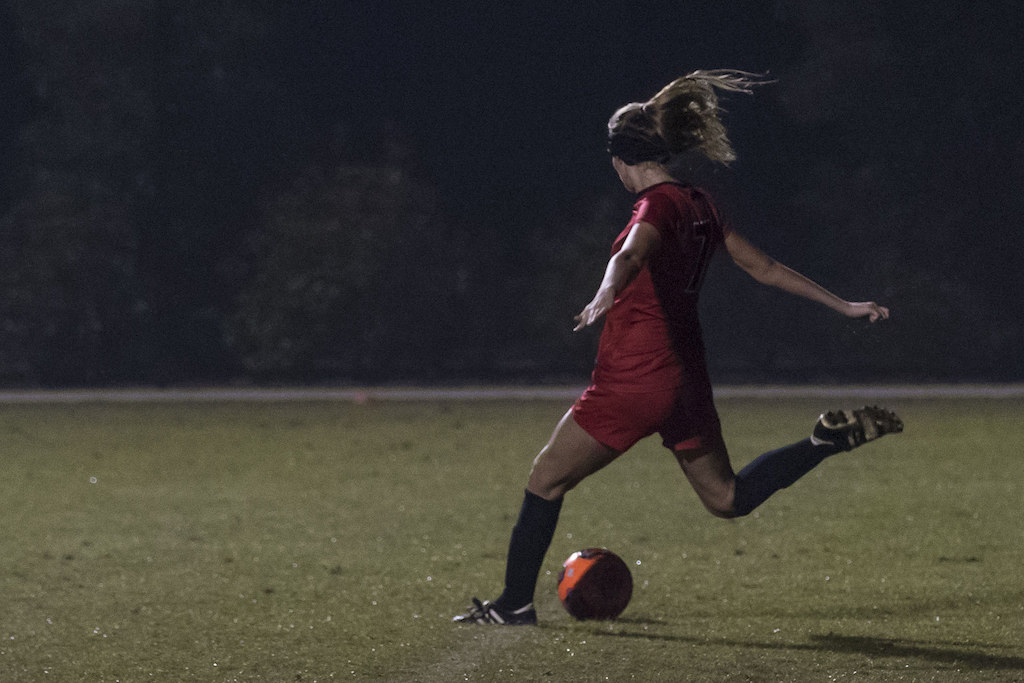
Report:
1,0,1022,387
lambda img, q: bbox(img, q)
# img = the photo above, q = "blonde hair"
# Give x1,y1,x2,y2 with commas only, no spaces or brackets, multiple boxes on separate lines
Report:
608,70,772,166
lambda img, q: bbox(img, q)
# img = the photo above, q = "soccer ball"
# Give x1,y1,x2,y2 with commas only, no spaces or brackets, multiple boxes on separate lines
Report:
557,547,633,620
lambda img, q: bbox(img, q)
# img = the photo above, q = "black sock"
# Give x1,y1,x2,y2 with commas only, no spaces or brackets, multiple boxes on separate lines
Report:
732,438,839,516
495,490,563,610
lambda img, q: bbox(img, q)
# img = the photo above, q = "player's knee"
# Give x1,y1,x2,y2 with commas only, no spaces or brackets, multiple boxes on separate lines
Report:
526,468,576,501
700,489,739,519
705,501,738,519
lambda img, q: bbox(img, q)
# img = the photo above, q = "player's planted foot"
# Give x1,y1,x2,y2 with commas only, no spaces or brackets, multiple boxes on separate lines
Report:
811,406,903,451
453,598,537,625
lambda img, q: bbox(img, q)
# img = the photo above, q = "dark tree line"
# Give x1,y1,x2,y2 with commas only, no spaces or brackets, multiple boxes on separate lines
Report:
1,1,1021,386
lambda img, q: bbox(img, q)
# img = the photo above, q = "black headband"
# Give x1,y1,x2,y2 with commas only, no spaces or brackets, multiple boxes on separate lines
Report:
607,129,670,165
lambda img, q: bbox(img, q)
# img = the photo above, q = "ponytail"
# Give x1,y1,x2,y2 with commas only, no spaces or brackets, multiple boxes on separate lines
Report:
608,70,772,166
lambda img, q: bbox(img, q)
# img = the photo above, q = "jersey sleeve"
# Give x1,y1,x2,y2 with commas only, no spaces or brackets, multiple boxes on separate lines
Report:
633,193,678,242
711,201,732,237
690,186,732,239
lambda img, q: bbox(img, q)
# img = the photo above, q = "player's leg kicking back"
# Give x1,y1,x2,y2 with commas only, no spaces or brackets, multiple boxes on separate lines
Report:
454,405,902,625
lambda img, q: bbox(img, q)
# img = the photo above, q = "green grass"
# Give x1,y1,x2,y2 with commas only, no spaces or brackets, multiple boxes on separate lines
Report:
1,396,1023,681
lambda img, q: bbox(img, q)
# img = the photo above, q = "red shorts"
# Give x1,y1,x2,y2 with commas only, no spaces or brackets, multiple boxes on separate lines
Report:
571,382,721,452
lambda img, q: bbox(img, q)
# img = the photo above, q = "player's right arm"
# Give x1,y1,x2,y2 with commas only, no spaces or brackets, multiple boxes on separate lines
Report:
573,221,662,331
723,230,890,323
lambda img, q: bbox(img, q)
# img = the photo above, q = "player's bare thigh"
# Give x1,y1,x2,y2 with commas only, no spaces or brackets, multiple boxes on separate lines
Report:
674,432,737,518
527,409,622,501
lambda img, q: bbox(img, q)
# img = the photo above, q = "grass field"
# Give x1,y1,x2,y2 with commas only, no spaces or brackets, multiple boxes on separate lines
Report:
1,394,1023,681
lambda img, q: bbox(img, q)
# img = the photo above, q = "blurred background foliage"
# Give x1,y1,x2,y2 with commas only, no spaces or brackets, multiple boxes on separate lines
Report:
1,1,1021,386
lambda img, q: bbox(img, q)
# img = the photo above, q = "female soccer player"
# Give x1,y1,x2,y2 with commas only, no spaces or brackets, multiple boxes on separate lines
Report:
455,70,902,625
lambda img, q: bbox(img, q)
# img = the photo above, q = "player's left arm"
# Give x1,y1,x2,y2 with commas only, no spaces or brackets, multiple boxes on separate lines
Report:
723,230,890,322
573,221,662,331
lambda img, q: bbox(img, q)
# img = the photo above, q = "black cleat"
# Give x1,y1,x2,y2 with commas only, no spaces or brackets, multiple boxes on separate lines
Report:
453,598,537,625
811,406,904,451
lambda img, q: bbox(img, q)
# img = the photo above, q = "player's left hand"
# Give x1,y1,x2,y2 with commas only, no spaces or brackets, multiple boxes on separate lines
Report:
844,301,890,323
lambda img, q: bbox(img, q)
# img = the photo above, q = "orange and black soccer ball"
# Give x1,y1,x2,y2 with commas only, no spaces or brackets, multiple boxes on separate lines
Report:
557,548,633,620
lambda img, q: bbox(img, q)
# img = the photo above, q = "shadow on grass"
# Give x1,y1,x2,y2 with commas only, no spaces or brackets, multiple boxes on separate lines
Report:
592,629,1024,671
808,633,1024,671
606,616,669,627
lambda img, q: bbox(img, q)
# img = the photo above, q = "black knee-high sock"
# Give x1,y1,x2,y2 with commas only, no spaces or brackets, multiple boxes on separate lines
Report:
732,438,840,516
495,490,563,610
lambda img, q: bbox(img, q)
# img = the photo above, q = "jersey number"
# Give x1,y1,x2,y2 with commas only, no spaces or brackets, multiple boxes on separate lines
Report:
682,218,715,293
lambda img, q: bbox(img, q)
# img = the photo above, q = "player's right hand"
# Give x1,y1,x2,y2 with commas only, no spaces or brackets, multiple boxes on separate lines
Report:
573,288,616,332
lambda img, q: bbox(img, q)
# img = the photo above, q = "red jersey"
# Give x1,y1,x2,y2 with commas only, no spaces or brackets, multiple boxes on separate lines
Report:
591,182,728,392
